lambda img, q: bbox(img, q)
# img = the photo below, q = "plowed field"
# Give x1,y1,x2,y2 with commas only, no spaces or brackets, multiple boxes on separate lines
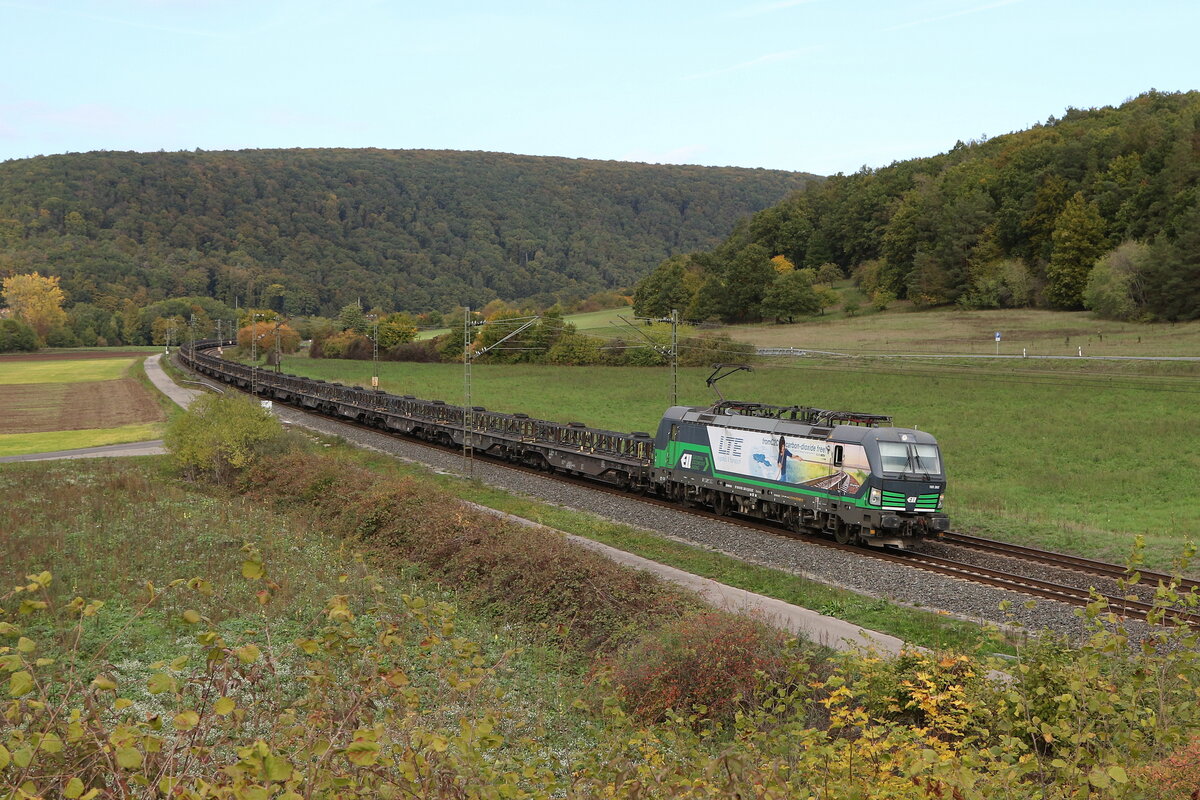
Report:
0,378,165,434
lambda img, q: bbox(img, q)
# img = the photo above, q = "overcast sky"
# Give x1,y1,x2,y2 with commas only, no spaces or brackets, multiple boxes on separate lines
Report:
1,0,1197,175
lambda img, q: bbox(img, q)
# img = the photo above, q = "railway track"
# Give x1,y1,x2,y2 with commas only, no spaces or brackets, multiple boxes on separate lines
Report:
941,531,1200,593
177,352,1200,630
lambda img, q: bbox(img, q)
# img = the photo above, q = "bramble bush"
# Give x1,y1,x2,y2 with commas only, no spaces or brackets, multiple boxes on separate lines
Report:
606,611,794,725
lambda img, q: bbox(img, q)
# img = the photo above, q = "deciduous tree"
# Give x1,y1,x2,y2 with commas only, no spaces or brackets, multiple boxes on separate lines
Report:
760,270,820,323
2,271,67,342
1045,193,1107,309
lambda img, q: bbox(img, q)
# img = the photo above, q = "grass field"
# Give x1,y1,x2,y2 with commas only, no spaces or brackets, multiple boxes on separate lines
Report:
0,354,166,456
423,304,1200,359
0,357,138,384
730,307,1200,358
0,422,164,457
274,351,1200,569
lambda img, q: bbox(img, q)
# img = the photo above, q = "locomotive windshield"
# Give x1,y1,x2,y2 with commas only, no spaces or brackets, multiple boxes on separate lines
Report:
913,444,941,474
877,441,942,477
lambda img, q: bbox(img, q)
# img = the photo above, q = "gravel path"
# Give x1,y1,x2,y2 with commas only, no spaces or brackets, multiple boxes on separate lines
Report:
266,403,1130,645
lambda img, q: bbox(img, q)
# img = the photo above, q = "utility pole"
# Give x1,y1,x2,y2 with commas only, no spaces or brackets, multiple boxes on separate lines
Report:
670,308,678,407
273,321,282,374
463,309,538,479
618,308,679,406
368,314,380,388
463,307,473,477
251,312,260,395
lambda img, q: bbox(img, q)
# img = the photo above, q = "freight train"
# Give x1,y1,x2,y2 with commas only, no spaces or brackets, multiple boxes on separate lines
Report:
180,340,949,548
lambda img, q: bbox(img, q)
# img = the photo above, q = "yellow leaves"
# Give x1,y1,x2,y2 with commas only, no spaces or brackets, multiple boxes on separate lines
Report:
236,644,262,664
344,740,380,766
91,674,117,691
188,577,214,596
147,672,177,695
294,638,320,655
182,609,202,625
326,595,354,622
36,732,63,753
16,636,36,653
115,746,143,769
263,754,293,781
9,670,34,697
18,599,48,615
242,544,265,580
25,571,52,590
213,697,237,716
1,272,67,340
383,669,410,688
63,777,86,798
173,710,200,730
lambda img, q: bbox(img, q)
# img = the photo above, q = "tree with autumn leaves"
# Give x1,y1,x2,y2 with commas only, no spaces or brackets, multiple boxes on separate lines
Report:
2,271,66,344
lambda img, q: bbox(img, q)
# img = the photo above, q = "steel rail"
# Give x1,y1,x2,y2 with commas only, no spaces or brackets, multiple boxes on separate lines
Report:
940,531,1200,592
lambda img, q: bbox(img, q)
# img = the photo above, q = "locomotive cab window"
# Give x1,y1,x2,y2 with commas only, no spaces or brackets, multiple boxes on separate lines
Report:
914,444,942,475
878,442,911,474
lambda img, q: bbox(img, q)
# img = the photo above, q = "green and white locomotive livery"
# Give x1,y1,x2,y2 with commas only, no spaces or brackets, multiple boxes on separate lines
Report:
653,401,948,548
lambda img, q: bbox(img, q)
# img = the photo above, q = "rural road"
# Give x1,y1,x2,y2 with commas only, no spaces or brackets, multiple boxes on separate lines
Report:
0,439,167,463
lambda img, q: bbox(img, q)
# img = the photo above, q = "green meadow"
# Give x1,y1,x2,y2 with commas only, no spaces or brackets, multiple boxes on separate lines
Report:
0,357,138,384
274,351,1199,569
0,422,164,457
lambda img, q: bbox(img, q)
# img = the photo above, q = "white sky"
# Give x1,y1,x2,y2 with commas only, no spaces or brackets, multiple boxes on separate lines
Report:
1,0,1197,175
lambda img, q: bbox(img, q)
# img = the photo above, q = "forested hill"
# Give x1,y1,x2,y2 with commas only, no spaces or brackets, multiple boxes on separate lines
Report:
0,148,814,314
634,90,1200,323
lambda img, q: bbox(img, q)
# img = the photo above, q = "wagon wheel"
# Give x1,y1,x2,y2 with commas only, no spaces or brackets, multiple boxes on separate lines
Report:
713,492,730,516
834,523,857,546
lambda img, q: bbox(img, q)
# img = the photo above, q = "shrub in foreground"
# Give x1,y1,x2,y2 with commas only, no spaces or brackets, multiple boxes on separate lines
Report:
164,393,294,484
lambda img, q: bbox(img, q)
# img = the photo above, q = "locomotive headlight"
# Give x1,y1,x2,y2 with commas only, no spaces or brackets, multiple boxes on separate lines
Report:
936,494,943,510
869,488,881,506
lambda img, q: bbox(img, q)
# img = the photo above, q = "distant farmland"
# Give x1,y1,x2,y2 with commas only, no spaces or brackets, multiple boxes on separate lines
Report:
0,355,166,457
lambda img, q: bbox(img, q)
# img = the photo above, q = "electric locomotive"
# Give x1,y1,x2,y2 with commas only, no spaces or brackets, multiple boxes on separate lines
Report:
651,367,948,548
